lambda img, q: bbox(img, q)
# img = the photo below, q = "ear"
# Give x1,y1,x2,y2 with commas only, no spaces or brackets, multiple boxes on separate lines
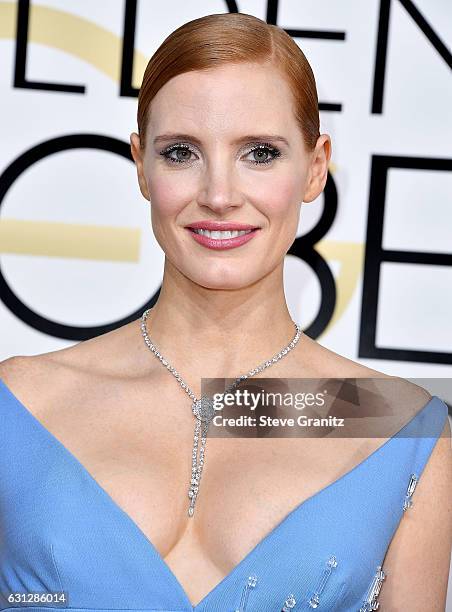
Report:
130,132,151,201
303,134,332,203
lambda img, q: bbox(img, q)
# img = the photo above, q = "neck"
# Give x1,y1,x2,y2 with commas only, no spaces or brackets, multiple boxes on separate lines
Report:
138,259,301,379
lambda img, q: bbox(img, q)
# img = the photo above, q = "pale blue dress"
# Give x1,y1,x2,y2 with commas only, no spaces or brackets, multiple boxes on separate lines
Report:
0,379,448,611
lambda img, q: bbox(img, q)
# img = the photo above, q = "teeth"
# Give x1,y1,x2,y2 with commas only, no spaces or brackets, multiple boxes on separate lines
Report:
193,229,253,239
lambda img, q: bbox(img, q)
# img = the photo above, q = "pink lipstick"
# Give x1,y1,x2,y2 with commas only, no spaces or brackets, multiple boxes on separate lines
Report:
185,221,261,250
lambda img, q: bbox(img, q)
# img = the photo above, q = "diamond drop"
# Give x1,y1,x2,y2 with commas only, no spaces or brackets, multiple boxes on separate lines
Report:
328,556,338,568
284,594,296,609
309,596,319,608
248,575,258,587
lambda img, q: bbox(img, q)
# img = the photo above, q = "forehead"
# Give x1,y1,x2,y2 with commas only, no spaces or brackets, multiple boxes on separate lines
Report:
148,62,296,137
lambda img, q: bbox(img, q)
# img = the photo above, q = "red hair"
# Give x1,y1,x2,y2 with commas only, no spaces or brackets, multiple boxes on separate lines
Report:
137,12,320,152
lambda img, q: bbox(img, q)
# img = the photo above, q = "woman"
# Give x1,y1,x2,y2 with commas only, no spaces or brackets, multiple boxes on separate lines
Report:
0,12,450,612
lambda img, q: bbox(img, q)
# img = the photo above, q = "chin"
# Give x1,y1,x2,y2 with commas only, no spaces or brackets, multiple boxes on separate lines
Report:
187,268,259,291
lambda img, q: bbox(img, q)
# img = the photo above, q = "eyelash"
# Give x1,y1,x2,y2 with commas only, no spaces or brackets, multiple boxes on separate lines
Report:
159,142,282,166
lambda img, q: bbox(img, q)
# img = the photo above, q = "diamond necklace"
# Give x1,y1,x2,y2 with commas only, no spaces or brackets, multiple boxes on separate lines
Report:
140,307,302,517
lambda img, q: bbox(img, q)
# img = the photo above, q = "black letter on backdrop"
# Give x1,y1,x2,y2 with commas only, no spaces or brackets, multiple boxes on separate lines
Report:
120,0,239,97
265,0,344,112
0,135,159,340
14,0,85,93
120,0,139,97
287,172,338,339
359,155,452,364
120,0,344,110
372,0,452,114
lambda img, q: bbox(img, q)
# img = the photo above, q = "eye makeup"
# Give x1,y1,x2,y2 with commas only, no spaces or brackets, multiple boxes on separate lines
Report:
158,141,283,166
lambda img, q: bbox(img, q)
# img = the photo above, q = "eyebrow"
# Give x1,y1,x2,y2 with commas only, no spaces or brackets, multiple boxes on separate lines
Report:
153,133,290,147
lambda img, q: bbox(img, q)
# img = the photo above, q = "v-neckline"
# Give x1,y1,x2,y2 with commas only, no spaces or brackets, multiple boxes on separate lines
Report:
0,378,437,610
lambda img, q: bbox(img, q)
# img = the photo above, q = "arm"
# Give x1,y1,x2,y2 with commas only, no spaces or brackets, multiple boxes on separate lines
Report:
378,415,452,610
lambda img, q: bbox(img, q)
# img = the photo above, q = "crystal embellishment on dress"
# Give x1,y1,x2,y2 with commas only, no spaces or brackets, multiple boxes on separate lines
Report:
281,593,297,611
308,555,338,608
235,575,258,612
403,473,418,511
359,565,387,611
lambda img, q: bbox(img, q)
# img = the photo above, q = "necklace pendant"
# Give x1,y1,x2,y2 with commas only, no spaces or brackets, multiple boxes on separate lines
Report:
188,417,210,517
140,309,303,520
192,395,216,423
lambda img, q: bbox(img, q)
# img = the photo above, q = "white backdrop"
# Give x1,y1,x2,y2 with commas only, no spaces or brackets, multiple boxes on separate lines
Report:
0,0,451,605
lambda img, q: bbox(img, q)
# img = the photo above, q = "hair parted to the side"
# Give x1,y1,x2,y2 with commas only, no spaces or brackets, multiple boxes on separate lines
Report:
137,12,320,153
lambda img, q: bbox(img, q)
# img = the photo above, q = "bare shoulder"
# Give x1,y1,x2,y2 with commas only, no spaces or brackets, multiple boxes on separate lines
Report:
0,317,143,416
0,352,78,418
0,353,53,390
299,332,391,378
298,333,434,416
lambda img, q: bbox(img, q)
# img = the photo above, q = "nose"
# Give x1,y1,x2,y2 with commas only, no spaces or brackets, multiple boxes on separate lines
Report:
196,156,243,214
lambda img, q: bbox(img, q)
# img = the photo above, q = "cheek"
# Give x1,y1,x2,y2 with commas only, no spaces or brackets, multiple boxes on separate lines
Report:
254,177,301,220
147,175,190,216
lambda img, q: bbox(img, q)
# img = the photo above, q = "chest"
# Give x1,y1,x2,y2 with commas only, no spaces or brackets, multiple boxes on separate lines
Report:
35,383,372,567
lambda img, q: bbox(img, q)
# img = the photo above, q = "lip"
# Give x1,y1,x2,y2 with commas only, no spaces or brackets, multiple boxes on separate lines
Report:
185,227,260,250
185,220,259,231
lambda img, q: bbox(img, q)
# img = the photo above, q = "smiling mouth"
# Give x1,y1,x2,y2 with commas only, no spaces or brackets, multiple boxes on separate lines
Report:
185,226,260,250
189,228,256,239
